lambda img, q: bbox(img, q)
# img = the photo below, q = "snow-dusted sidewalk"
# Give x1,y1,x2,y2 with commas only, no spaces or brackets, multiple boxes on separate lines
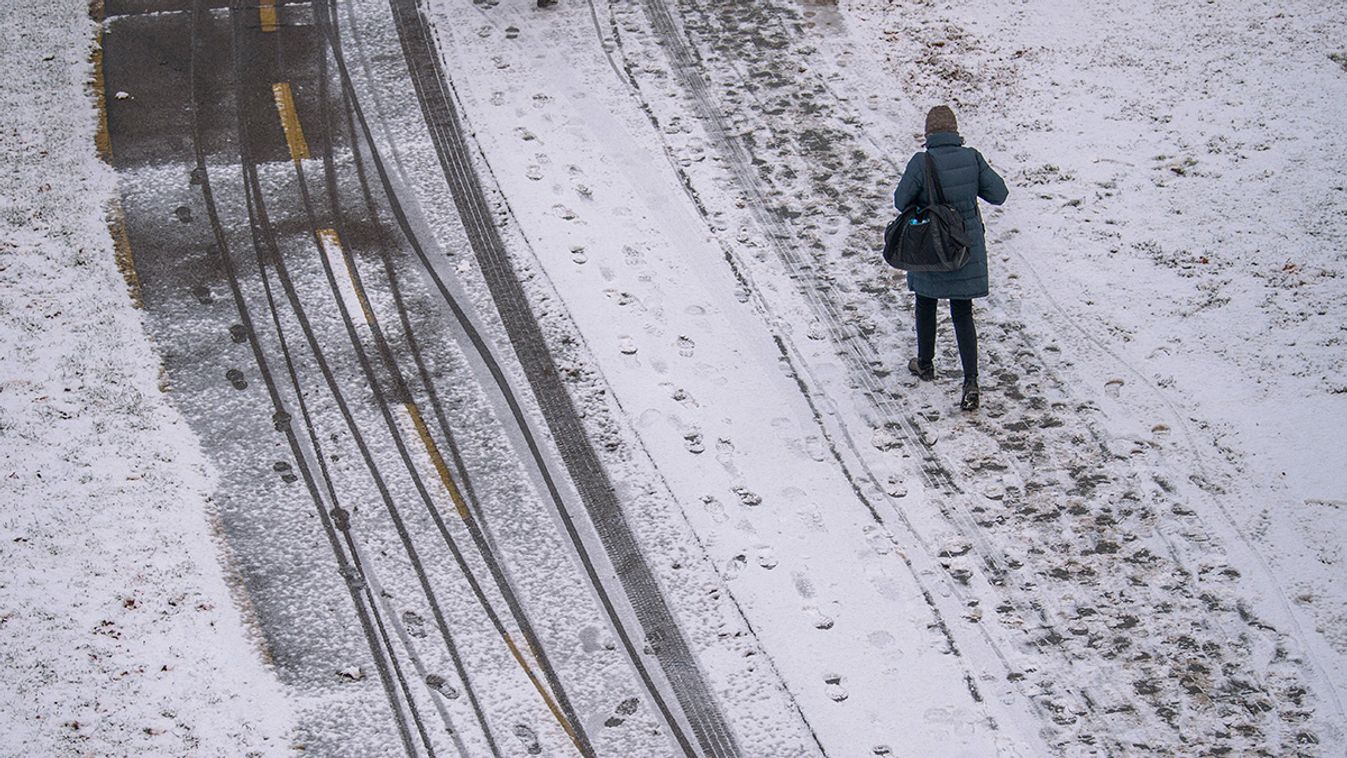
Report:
0,2,292,755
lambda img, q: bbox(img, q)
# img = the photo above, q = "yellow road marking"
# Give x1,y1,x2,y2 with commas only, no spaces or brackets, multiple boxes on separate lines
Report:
315,228,585,752
91,35,112,161
259,0,278,32
90,3,138,306
318,228,469,519
107,199,143,308
271,82,309,161
316,229,375,323
403,402,471,519
501,632,587,755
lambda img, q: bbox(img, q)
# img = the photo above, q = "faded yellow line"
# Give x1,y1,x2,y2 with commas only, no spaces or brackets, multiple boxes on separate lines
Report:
259,0,278,32
403,402,471,520
90,2,137,306
317,227,584,751
316,228,376,324
271,82,309,161
107,199,143,308
319,228,469,519
91,35,111,161
501,632,587,755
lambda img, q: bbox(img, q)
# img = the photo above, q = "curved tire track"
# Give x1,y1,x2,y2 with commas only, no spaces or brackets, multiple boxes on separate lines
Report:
373,0,741,754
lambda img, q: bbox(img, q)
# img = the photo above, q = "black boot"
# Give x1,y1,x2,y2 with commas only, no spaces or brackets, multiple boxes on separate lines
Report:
908,358,934,382
960,381,980,411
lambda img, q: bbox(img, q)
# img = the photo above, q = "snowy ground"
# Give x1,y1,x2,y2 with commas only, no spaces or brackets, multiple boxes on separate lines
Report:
0,1,292,755
2,0,1344,755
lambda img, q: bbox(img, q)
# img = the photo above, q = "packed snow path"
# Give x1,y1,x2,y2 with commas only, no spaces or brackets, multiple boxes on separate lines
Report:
95,0,1345,755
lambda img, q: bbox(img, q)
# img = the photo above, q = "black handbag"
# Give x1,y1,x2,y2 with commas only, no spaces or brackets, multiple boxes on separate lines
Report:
882,152,971,272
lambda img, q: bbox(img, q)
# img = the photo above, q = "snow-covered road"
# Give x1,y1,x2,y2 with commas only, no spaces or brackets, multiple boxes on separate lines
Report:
3,0,1345,755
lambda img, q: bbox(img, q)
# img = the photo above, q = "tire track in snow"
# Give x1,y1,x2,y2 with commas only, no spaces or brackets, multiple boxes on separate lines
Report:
330,1,740,754
225,3,501,752
185,3,425,754
280,4,598,752
316,4,606,752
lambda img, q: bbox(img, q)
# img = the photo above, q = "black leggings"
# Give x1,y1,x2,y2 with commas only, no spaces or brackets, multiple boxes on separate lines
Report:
915,295,978,383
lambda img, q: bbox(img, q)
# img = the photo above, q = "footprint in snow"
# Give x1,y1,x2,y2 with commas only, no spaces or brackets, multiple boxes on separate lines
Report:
867,630,896,650
525,164,543,181
425,673,459,699
732,486,762,507
1104,378,1124,397
863,525,892,556
824,674,848,702
402,610,427,639
798,434,826,462
796,507,826,533
512,724,542,755
552,204,576,220
724,554,747,580
504,25,519,39
700,495,728,524
570,246,587,264
683,430,705,454
272,461,296,484
617,336,637,355
756,545,778,570
603,289,636,306
604,697,639,727
578,625,614,653
884,474,908,498
792,572,816,599
871,427,900,451
228,324,248,344
804,605,835,630
671,387,697,407
676,335,695,357
225,368,247,390
192,284,213,304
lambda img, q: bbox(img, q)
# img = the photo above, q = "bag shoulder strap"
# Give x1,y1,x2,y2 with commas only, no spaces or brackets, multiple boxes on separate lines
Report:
924,151,948,206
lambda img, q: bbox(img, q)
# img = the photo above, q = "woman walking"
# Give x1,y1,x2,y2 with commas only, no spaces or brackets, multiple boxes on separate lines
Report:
892,105,1009,410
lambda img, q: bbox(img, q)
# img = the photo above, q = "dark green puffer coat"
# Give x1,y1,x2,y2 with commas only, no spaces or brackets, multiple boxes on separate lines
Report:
892,132,1009,299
